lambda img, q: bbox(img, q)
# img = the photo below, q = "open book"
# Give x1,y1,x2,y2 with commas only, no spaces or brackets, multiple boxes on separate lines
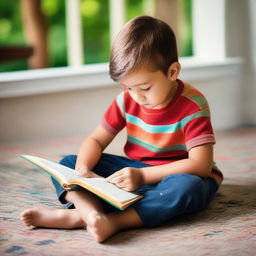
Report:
20,155,143,210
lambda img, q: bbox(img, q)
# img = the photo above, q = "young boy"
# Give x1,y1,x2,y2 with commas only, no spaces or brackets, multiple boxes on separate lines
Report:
20,16,223,242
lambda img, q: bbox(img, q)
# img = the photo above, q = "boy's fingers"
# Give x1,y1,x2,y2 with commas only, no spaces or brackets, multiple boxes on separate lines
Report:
106,171,123,183
106,171,121,181
109,176,124,184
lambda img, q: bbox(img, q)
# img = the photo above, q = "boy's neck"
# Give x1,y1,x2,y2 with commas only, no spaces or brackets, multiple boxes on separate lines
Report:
154,79,179,110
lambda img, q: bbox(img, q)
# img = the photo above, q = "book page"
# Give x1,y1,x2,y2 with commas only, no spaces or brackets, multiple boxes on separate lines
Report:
21,155,80,184
74,177,139,203
21,155,140,205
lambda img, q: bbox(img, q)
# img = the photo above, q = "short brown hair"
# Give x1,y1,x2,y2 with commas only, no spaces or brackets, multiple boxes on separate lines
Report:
109,16,178,82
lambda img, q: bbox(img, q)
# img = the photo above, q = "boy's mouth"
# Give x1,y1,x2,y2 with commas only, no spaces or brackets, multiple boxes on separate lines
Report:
142,104,153,109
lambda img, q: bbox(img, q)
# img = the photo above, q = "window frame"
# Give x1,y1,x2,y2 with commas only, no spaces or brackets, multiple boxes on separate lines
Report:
0,0,244,98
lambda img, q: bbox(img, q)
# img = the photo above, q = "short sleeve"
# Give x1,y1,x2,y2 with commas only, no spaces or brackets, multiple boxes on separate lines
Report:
101,92,126,134
183,108,216,151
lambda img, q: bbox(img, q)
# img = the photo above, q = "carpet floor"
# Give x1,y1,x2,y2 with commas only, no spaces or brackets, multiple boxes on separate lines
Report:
0,128,255,256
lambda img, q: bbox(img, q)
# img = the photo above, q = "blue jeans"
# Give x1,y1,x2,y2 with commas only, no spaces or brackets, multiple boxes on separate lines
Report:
51,153,218,228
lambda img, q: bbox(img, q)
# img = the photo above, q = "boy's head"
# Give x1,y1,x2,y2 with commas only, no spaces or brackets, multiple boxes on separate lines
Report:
109,15,178,82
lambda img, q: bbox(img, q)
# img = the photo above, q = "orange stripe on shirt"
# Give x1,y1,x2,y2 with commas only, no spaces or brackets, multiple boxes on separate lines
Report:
126,122,185,149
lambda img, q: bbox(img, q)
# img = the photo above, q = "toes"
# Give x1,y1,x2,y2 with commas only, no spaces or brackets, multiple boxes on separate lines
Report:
21,216,32,226
20,209,34,226
20,209,32,217
87,226,102,243
86,212,109,243
86,212,101,241
24,220,32,226
21,217,32,226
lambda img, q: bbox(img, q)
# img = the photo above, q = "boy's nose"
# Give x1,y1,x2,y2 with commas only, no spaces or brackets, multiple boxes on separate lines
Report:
136,94,145,103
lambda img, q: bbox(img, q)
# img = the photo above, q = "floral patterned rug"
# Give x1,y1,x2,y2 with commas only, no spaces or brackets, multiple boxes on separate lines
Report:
0,128,255,256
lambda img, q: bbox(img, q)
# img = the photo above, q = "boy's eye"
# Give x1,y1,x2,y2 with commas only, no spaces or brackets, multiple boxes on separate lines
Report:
141,87,151,91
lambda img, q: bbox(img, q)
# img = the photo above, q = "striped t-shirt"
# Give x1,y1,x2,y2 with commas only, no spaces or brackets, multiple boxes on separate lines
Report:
102,79,223,185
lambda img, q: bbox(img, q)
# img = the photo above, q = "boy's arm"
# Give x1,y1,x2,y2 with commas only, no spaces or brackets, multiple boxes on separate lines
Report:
107,143,213,191
75,125,116,175
140,143,213,185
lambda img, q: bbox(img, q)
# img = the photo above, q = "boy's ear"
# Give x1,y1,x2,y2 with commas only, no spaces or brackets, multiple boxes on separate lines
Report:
167,62,180,81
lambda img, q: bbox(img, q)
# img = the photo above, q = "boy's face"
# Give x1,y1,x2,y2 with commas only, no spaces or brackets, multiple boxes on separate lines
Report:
119,65,178,109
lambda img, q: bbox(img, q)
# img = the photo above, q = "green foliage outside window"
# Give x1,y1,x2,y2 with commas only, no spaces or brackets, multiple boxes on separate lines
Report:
81,0,110,64
0,1,28,71
179,0,193,57
0,0,192,72
42,0,67,67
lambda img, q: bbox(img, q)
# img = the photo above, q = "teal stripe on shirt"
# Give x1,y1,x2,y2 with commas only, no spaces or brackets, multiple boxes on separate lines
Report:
190,95,208,109
116,91,125,115
125,110,210,134
127,135,187,152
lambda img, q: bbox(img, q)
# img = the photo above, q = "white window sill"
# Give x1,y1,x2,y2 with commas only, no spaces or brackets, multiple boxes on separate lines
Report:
0,57,243,98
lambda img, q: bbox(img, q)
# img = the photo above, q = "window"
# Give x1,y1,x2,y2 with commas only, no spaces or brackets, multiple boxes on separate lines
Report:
0,0,193,72
0,0,243,101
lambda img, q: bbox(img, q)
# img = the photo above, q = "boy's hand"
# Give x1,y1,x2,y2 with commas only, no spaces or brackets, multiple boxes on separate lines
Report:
106,167,143,191
76,165,101,178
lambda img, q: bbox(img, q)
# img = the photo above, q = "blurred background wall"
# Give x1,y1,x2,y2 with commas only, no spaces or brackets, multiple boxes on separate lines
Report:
0,0,255,143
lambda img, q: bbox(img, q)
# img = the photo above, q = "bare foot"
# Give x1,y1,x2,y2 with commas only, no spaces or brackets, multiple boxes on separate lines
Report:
20,206,85,229
86,211,119,242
